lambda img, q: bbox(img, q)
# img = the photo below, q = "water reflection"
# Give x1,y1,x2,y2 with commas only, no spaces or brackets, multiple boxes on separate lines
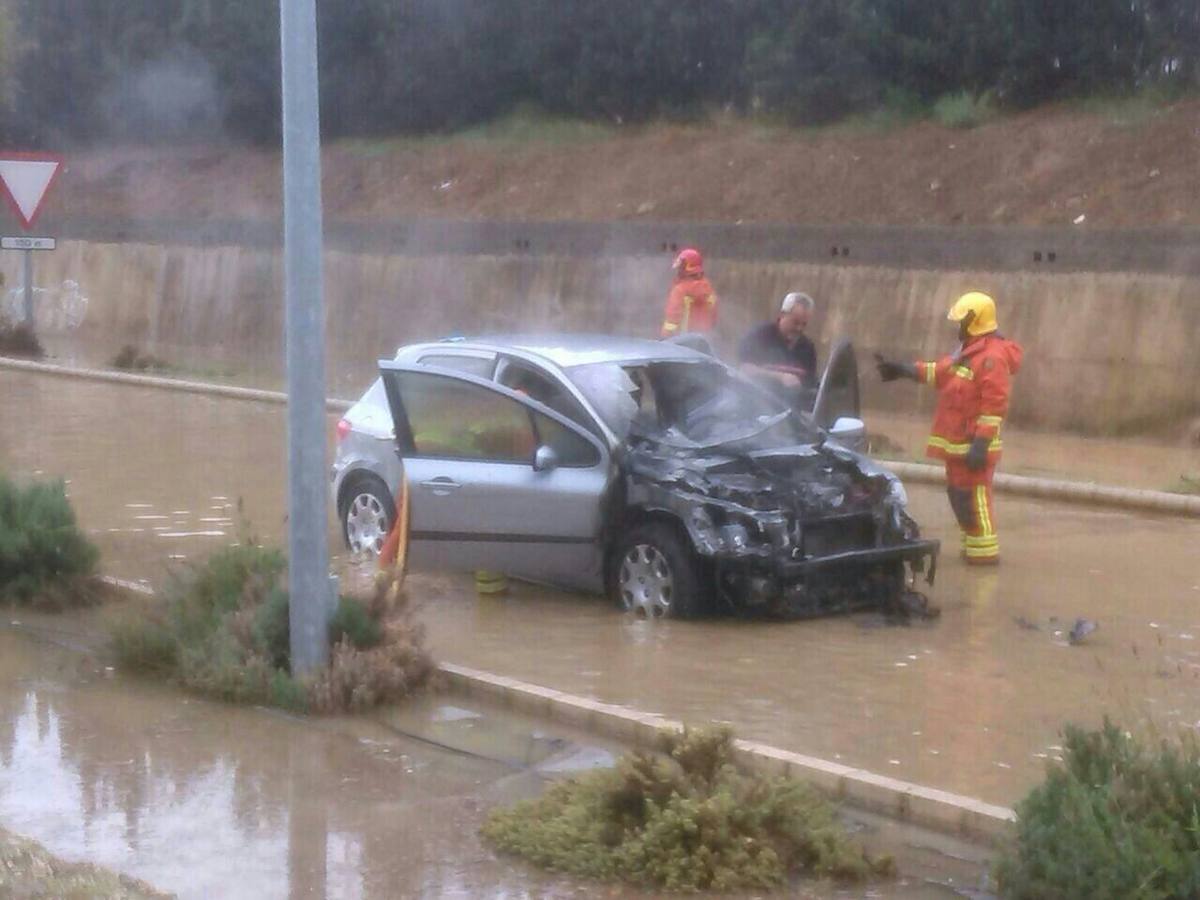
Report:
0,631,563,899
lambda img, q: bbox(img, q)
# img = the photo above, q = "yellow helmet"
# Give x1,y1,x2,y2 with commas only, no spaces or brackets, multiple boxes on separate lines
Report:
947,291,998,336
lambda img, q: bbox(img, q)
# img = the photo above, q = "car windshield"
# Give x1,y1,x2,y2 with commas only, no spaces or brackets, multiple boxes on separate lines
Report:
568,360,821,448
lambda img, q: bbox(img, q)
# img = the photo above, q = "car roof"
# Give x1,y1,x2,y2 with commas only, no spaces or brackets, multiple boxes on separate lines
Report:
415,333,711,369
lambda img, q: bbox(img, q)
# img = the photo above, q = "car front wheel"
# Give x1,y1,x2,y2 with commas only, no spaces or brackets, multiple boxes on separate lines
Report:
608,521,709,619
341,476,396,556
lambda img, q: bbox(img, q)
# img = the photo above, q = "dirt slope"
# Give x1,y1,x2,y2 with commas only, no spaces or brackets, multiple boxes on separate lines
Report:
53,99,1200,228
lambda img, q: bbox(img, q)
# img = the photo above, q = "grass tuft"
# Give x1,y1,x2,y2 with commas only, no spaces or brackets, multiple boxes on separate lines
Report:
932,91,995,129
110,540,433,713
111,344,170,373
483,724,893,892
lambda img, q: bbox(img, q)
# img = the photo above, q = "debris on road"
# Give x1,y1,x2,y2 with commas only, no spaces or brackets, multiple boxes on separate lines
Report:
1068,618,1099,645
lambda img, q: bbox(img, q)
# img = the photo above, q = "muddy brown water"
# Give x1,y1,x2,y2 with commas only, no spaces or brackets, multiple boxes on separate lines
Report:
3,370,1200,815
0,621,994,899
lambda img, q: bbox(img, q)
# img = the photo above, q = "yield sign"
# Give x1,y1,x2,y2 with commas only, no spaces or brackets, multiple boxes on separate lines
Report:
0,152,63,230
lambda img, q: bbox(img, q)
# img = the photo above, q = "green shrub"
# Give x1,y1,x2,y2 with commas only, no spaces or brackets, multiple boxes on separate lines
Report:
110,609,177,675
482,725,892,892
329,596,382,649
252,586,292,669
933,90,995,129
110,544,432,714
0,476,99,606
996,720,1200,899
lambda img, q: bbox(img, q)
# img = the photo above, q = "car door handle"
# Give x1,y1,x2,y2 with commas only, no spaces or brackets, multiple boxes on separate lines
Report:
419,477,462,494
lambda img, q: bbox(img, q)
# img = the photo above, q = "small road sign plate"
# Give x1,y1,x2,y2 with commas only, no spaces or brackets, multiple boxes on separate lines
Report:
0,153,64,230
2,236,55,250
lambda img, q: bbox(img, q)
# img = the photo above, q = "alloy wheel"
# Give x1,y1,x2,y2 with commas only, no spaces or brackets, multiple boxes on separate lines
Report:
618,543,674,618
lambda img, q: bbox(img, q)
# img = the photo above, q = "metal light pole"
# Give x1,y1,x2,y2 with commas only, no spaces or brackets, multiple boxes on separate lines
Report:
22,249,32,324
280,0,333,674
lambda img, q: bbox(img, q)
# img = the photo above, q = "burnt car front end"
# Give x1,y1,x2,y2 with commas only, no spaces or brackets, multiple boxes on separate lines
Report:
576,355,939,619
623,435,938,618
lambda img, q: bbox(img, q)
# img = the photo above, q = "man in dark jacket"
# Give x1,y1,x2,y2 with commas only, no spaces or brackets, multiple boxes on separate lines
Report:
738,292,818,400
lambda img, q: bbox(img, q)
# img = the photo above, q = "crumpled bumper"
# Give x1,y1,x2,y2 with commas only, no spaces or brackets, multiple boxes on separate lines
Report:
773,538,939,583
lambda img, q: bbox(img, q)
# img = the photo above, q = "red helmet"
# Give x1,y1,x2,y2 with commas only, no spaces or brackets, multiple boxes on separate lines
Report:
673,247,704,277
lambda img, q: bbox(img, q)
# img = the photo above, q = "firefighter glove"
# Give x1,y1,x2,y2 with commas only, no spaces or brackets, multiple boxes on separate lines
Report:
965,435,990,471
875,355,913,382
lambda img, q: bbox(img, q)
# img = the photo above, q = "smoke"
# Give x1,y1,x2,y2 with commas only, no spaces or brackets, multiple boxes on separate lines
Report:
100,48,226,142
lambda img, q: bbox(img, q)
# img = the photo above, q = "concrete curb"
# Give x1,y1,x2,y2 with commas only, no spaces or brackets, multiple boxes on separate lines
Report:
4,354,1195,516
884,460,1200,518
438,662,1016,844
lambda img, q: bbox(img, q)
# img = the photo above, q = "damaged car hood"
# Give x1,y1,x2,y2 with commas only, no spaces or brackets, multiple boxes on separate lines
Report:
622,430,917,560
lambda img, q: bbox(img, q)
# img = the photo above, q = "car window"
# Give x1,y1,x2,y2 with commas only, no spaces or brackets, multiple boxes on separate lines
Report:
417,353,495,378
496,358,601,436
532,412,601,467
395,372,536,463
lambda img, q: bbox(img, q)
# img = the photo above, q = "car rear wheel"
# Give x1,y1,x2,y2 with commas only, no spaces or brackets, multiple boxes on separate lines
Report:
608,521,708,619
341,476,395,556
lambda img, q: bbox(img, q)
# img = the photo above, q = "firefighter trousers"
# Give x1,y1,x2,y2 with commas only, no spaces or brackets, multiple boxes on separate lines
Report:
943,460,999,564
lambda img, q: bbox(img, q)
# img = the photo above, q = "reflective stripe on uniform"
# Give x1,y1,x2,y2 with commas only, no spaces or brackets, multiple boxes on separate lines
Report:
975,485,994,537
923,363,937,383
682,296,693,332
977,414,1003,426
926,435,1003,455
661,321,679,333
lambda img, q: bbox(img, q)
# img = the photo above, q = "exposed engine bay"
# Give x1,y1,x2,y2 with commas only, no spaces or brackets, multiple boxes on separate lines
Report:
581,358,940,618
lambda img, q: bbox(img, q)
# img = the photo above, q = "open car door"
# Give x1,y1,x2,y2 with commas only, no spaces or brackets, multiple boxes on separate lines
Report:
811,338,862,433
378,360,611,591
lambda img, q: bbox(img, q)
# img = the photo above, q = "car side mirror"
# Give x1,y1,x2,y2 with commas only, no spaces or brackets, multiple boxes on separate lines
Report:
829,416,866,450
533,445,559,472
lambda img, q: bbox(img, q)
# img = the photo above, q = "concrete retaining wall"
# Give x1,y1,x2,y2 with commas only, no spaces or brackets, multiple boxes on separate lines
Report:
5,236,1199,434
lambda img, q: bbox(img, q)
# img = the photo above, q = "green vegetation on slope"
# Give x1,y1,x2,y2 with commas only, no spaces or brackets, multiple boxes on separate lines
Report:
5,1,1197,145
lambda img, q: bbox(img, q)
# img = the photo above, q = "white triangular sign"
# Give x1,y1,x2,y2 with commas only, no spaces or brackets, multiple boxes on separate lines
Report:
0,158,61,229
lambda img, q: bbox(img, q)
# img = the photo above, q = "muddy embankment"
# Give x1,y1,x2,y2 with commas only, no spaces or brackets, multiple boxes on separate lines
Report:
6,235,1200,436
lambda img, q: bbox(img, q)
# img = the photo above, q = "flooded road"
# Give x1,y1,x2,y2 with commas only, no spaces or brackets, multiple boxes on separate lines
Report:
4,370,1200,811
0,624,566,899
0,621,992,899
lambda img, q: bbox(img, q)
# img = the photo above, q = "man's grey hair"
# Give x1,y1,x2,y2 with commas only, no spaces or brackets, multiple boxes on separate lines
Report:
780,291,815,314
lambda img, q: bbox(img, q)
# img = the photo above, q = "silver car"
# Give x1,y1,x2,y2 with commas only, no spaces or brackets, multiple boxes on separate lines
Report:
331,334,937,619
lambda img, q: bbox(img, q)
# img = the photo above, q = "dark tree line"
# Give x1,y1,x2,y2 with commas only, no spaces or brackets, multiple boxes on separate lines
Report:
3,0,1197,145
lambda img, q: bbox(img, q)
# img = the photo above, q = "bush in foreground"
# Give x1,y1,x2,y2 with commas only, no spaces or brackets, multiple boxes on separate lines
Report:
110,543,433,713
0,475,100,608
483,725,893,893
996,720,1200,899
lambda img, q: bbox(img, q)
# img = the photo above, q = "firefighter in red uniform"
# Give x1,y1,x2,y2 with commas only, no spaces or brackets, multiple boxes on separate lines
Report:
660,248,718,338
876,292,1023,565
